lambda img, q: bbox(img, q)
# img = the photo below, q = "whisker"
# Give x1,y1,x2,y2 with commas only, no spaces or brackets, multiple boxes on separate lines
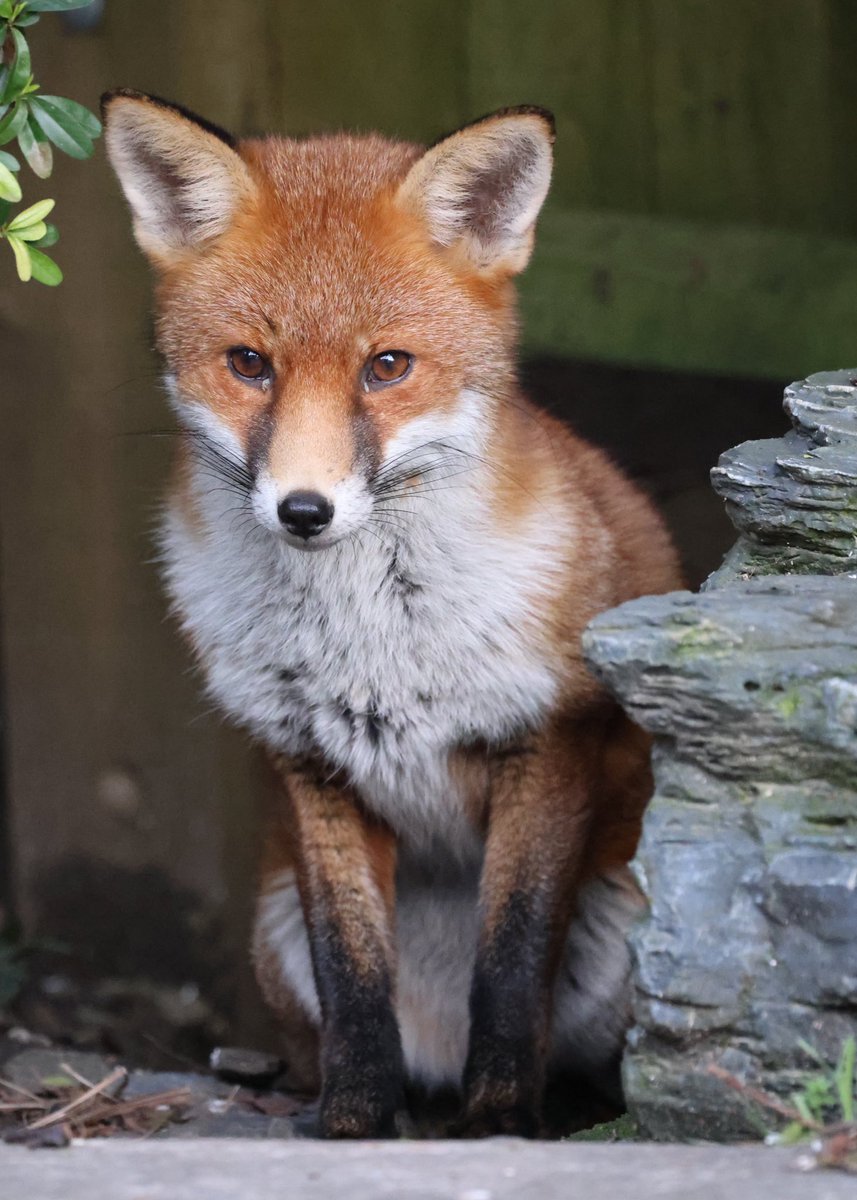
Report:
368,515,409,537
432,439,540,503
359,521,388,548
372,457,475,499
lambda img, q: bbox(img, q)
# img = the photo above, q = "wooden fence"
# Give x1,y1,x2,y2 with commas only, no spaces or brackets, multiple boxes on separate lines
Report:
2,0,857,1034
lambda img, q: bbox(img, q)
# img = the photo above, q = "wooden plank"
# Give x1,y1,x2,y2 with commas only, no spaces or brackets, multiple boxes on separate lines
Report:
470,0,857,237
468,0,659,213
0,6,268,1037
647,0,838,233
169,0,470,143
521,207,857,379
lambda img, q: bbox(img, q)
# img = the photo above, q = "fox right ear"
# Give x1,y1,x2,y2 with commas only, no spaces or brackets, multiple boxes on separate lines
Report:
396,106,555,276
101,90,255,267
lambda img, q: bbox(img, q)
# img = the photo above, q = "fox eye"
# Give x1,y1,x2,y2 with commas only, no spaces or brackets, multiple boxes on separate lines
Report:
364,350,413,390
227,346,271,383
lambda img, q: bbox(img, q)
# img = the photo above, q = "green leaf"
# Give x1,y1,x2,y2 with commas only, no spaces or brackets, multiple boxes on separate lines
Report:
6,196,53,228
39,1073,75,1089
0,100,28,145
835,1035,855,1124
29,97,93,159
27,244,62,285
14,14,41,26
0,0,15,20
18,112,52,177
791,1092,814,1125
35,94,101,139
32,218,56,246
0,148,19,170
797,1039,826,1068
778,1121,808,1146
6,232,31,280
13,219,46,240
0,158,21,200
1,29,31,106
25,0,98,10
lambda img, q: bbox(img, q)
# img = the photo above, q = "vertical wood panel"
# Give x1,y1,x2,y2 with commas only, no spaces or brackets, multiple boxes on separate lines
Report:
468,0,659,213
469,0,855,236
0,5,268,1033
647,0,836,232
170,0,470,143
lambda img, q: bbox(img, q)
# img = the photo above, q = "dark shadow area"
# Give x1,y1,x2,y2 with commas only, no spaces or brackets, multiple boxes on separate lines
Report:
8,859,236,1070
522,358,785,588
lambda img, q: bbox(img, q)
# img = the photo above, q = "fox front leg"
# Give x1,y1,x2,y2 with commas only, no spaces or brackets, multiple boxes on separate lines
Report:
460,723,601,1137
281,760,403,1138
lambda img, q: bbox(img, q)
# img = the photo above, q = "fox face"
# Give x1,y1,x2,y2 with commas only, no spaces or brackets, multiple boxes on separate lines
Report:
103,92,554,549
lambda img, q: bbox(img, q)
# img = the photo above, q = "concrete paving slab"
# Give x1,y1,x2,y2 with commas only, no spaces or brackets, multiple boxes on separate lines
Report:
1,1138,853,1200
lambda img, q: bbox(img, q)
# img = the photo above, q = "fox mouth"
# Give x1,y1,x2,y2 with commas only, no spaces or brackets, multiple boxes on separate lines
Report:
279,528,344,552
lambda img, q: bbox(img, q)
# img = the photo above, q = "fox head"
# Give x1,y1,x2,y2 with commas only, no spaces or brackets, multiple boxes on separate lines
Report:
102,90,554,549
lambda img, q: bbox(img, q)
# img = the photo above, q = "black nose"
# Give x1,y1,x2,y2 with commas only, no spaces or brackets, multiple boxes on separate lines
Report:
277,490,334,539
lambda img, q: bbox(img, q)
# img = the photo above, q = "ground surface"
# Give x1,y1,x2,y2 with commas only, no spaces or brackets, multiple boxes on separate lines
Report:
2,1139,852,1200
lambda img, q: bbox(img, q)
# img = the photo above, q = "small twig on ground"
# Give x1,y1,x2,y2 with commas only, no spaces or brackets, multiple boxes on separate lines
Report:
27,1066,127,1131
0,1065,193,1143
708,1063,857,1175
0,1077,42,1102
707,1065,823,1129
814,1127,857,1175
57,1061,99,1089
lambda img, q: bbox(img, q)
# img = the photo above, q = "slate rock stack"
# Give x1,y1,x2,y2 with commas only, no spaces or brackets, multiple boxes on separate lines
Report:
583,370,857,1141
708,370,857,584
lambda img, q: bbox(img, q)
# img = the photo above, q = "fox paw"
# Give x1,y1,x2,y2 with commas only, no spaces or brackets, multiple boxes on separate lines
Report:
453,1101,539,1139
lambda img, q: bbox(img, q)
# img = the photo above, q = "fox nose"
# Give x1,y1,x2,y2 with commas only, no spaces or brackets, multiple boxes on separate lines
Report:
277,490,334,539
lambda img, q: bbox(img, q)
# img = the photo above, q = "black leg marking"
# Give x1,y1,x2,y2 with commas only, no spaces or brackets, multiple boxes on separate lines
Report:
460,889,552,1137
311,912,404,1139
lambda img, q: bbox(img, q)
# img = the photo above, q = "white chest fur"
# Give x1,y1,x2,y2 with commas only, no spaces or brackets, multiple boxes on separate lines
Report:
161,462,562,850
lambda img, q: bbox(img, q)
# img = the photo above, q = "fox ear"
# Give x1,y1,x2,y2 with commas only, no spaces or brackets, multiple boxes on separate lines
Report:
396,107,554,275
101,90,255,266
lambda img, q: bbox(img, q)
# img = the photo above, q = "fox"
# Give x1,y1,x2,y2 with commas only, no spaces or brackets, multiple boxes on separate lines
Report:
102,89,681,1139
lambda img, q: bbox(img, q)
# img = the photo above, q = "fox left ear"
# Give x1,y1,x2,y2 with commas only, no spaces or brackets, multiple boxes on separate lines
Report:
396,107,554,276
101,89,256,268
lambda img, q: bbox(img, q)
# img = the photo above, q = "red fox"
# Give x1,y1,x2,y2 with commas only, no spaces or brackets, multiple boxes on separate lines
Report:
102,90,681,1138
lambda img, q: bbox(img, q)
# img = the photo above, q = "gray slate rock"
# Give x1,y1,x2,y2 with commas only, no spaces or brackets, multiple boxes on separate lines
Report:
209,1046,283,1086
3,1047,121,1096
124,1069,299,1139
709,370,857,582
583,370,857,1141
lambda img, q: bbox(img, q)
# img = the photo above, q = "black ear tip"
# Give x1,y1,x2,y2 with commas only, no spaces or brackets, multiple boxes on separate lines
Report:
97,89,235,148
100,87,151,120
435,105,556,150
498,105,556,140
529,106,556,139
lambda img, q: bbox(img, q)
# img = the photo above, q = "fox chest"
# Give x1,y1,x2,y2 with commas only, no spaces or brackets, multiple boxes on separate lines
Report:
162,509,558,844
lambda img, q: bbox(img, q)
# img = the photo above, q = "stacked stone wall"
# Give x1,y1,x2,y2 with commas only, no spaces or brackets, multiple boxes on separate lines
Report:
583,370,857,1139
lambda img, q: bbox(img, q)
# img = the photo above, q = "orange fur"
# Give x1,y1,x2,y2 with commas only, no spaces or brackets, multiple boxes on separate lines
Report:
104,92,682,1138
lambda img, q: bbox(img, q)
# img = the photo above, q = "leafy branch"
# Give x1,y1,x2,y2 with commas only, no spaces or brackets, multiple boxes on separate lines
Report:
0,0,101,285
